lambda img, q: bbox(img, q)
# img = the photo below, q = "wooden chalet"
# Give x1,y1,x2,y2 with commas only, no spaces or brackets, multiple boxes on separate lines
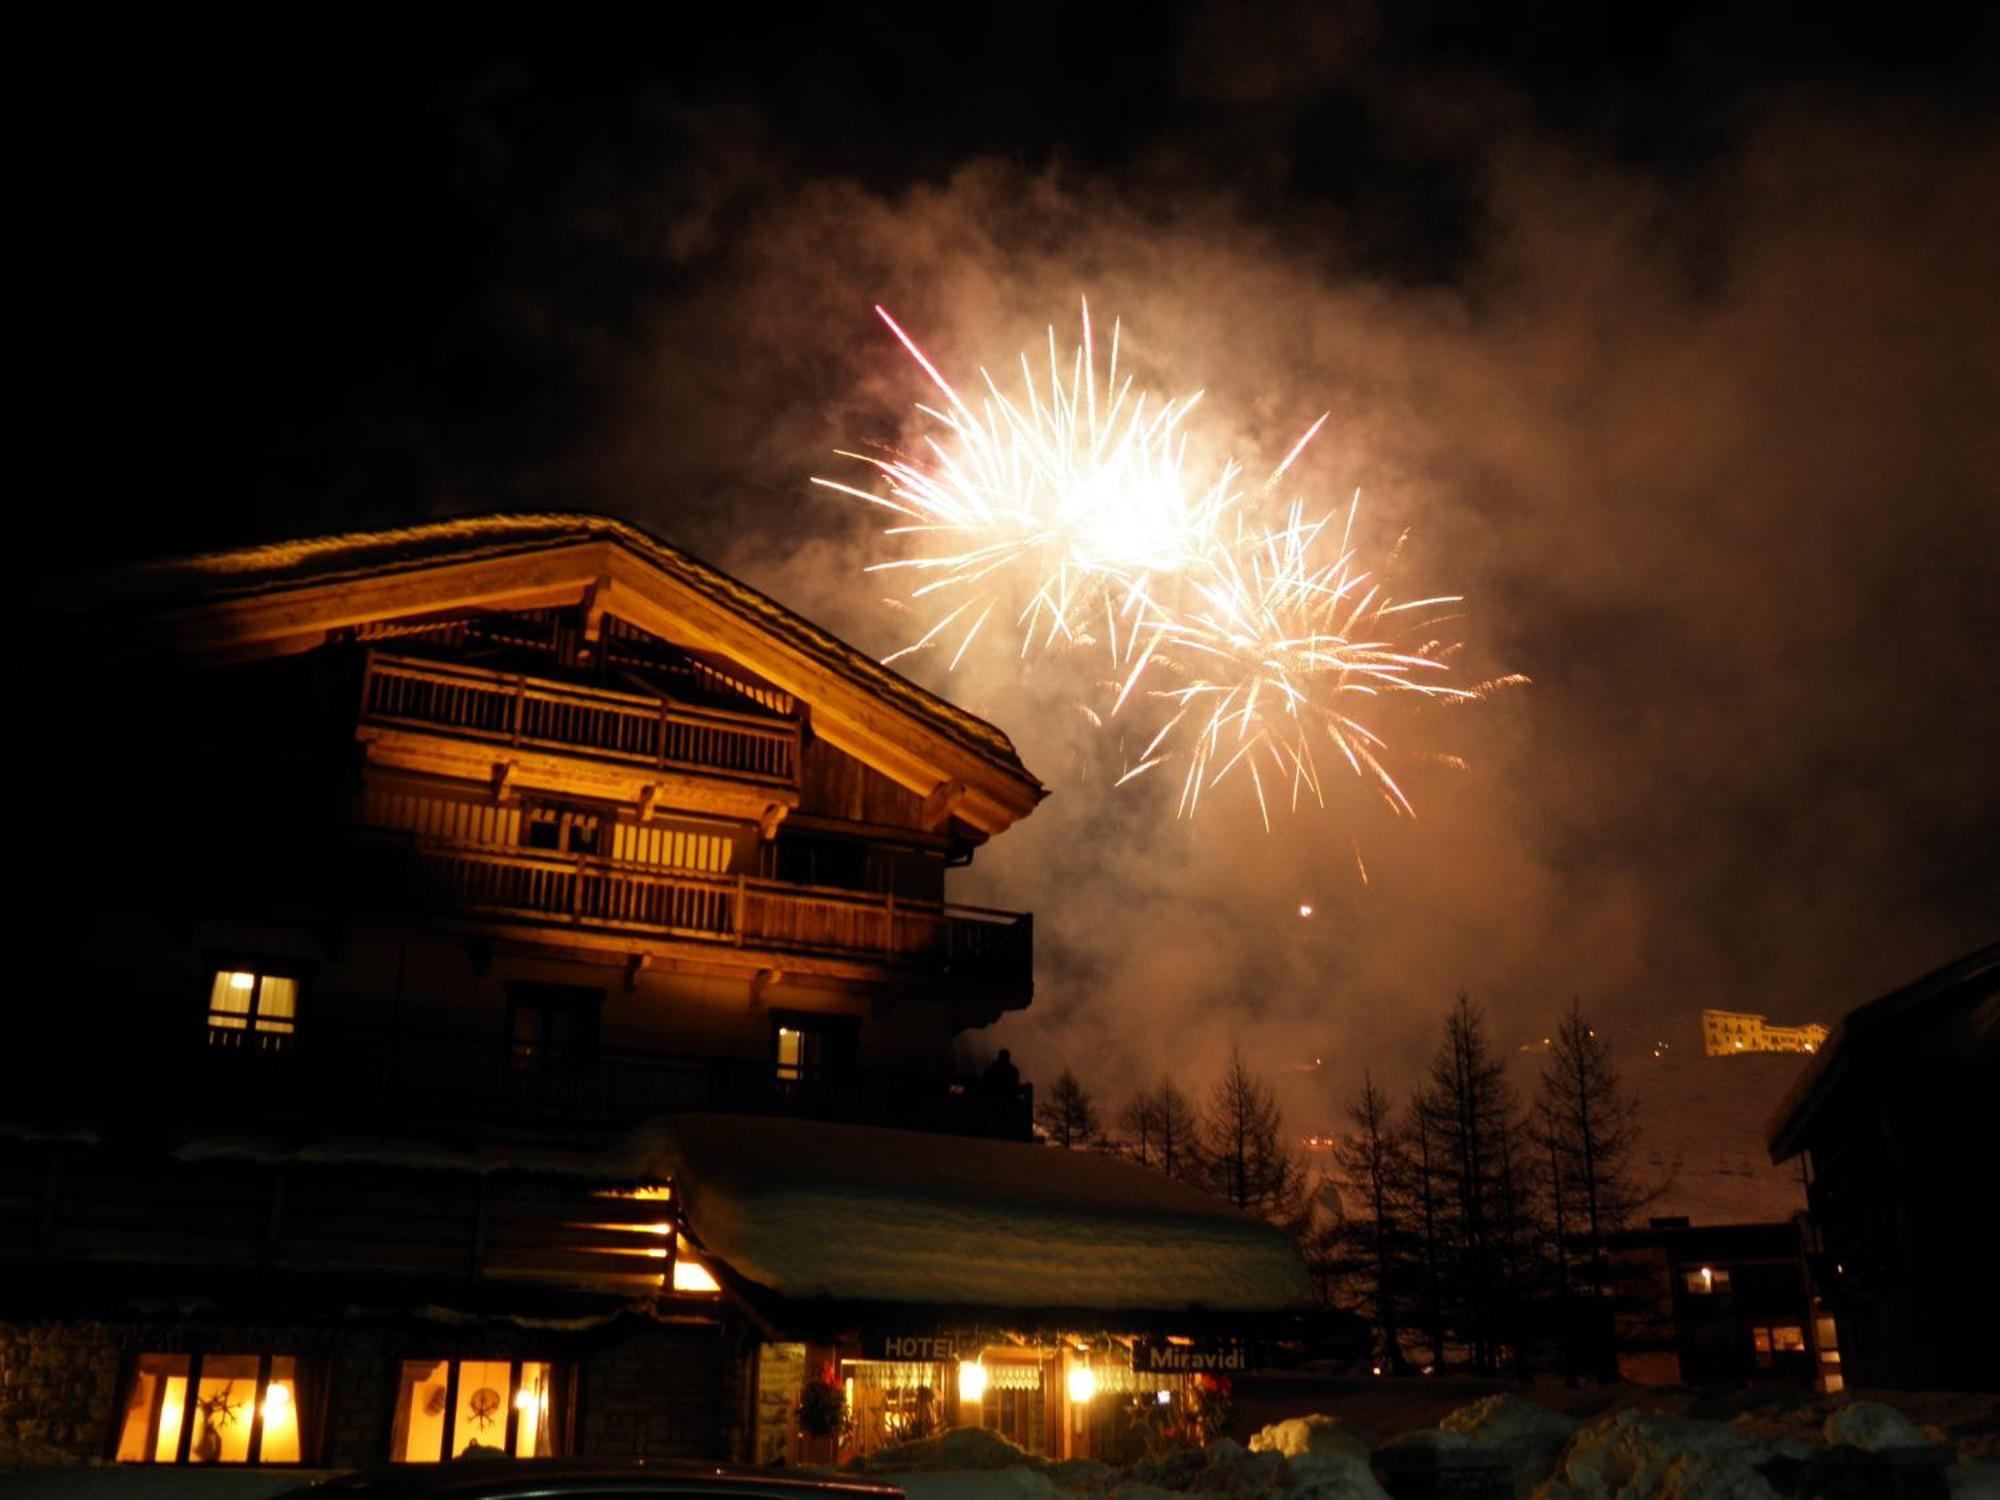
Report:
0,514,1053,1471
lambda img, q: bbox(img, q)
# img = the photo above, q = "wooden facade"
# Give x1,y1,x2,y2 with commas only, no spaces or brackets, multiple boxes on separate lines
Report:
3,514,1047,1471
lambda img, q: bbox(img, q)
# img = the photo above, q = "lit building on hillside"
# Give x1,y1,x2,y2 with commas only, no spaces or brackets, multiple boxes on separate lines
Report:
1701,1009,1829,1056
0,515,1310,1473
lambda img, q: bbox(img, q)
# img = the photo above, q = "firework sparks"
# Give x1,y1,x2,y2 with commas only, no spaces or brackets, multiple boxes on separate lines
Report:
812,302,1231,667
823,300,1518,831
1116,494,1477,829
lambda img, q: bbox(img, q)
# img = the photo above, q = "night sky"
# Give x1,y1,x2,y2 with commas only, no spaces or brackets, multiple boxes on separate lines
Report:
55,2,2000,1123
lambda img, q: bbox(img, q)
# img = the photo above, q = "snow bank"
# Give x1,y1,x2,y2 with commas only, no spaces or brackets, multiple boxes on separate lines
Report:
891,1471,1066,1500
858,1426,1045,1473
1249,1415,1372,1461
1535,1409,1797,1500
1824,1401,1930,1453
634,1115,1308,1312
1441,1393,1580,1489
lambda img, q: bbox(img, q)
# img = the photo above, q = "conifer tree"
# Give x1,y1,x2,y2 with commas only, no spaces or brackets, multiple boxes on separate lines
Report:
1334,1072,1415,1370
1120,1076,1201,1178
1198,1050,1308,1232
1412,993,1534,1373
1535,1000,1646,1378
1036,1068,1102,1148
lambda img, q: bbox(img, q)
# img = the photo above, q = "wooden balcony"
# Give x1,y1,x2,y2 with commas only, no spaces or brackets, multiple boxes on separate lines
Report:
190,1028,1036,1139
359,650,800,790
389,836,1031,990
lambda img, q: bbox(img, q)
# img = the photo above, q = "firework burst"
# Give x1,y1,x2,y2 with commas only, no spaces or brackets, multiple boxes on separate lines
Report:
1115,495,1477,828
811,302,1231,668
822,301,1519,829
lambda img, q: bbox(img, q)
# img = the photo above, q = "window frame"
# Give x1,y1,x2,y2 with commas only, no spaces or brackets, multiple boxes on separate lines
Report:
769,1010,859,1085
202,956,311,1053
111,1349,317,1467
505,982,604,1072
386,1356,569,1463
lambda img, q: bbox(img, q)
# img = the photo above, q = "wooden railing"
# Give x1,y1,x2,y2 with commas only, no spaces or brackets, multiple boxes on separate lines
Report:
360,651,800,787
401,839,1031,987
203,1029,1037,1138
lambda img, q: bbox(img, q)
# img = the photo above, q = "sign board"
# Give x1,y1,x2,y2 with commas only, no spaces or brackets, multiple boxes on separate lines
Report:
862,1331,960,1362
1131,1340,1252,1374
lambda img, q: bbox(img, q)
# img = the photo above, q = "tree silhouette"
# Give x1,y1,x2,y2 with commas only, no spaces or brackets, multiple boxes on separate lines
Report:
1036,1067,1102,1148
1198,1049,1307,1232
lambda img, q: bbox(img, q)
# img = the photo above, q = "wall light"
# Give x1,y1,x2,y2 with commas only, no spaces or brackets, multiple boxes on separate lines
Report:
1065,1364,1097,1404
957,1361,988,1404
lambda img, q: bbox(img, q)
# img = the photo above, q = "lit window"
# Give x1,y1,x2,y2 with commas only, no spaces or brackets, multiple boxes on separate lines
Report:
1683,1266,1731,1296
770,1012,856,1084
1771,1326,1806,1352
389,1360,561,1462
115,1353,307,1465
673,1249,722,1294
207,970,298,1050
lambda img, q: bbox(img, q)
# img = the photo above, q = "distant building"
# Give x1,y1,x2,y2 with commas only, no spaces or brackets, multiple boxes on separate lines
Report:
1607,1219,1839,1391
1768,941,2000,1391
1701,1009,1829,1057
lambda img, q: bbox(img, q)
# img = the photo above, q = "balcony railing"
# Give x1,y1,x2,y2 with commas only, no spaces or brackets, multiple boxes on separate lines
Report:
360,651,800,787
392,837,1031,989
182,1028,1036,1139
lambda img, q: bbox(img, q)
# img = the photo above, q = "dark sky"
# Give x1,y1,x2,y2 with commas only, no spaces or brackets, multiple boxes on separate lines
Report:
56,2,2000,1125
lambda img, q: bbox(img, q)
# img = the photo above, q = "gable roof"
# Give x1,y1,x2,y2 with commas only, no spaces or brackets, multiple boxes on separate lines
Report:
1767,938,2000,1162
56,511,1046,834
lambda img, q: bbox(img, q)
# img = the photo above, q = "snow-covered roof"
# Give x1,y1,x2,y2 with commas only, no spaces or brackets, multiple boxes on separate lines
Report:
619,1115,1310,1315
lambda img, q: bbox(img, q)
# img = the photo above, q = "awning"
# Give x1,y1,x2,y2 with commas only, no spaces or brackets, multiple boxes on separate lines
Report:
612,1115,1308,1315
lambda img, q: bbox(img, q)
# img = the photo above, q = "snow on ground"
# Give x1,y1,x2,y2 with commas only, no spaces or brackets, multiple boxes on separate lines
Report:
848,1390,1998,1500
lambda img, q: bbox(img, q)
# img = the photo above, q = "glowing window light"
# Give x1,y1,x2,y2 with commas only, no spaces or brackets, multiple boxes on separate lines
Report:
672,1258,721,1294
1065,1364,1097,1404
957,1361,988,1403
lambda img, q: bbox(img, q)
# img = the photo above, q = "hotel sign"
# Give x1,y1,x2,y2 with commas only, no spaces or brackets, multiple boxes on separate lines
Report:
864,1332,959,1361
1132,1340,1252,1374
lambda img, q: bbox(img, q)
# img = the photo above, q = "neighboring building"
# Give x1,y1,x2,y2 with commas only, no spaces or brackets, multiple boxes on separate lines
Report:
1700,1009,1829,1057
1607,1219,1839,1391
1767,941,2000,1392
2,515,1307,1474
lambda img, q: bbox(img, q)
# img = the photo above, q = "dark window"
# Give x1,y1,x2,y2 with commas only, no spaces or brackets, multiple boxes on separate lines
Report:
524,805,601,855
507,983,602,1071
774,831,871,891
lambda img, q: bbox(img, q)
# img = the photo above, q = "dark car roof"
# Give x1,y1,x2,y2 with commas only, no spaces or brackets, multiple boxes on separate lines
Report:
270,1459,905,1500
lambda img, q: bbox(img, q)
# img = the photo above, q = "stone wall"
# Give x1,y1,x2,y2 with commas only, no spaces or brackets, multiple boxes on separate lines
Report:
2,1313,736,1471
579,1322,729,1460
0,1320,124,1466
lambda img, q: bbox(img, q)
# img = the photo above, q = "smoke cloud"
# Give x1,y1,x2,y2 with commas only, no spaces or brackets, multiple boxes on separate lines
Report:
130,10,2000,1133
